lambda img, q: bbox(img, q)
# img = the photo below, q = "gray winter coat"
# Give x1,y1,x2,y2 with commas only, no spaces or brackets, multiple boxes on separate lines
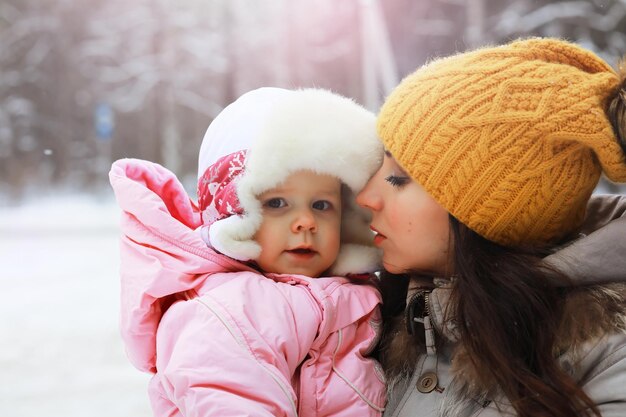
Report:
383,195,626,417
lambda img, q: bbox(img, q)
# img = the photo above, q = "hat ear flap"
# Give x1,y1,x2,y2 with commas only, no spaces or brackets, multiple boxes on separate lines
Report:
339,186,377,246
203,215,262,261
328,186,382,275
329,244,381,276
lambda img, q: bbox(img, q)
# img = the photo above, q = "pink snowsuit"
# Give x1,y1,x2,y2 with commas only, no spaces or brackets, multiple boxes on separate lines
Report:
110,158,387,417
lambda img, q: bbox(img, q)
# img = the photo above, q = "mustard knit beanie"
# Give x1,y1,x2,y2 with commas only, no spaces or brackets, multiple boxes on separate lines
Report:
378,37,626,246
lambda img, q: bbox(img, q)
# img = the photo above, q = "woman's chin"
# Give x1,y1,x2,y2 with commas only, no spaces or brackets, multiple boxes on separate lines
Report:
381,259,406,275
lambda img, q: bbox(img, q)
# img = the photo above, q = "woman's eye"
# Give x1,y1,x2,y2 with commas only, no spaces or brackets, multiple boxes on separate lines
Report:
312,200,332,211
385,175,410,187
265,198,286,209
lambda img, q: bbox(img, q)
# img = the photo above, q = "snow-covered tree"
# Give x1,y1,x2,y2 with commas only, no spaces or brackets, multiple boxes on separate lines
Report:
2,0,625,198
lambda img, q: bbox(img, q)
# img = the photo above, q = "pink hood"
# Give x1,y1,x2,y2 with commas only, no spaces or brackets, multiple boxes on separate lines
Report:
110,158,256,372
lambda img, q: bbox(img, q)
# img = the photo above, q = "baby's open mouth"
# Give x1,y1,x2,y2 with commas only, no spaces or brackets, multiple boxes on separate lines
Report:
287,248,316,254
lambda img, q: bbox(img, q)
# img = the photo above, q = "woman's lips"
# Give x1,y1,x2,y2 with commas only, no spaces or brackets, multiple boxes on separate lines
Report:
370,226,387,246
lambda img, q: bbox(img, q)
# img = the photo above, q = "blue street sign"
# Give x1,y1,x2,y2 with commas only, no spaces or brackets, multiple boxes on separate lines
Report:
95,102,114,140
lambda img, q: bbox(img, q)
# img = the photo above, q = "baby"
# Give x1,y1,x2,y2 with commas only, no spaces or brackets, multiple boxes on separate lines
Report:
110,87,386,417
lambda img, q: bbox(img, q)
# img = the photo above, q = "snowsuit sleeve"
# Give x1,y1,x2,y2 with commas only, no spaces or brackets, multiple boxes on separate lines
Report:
150,274,323,417
298,279,386,417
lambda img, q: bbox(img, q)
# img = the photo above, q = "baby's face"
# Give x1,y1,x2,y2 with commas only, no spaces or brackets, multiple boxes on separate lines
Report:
253,170,342,277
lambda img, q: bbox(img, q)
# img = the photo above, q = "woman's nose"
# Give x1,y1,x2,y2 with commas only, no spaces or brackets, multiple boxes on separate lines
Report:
356,176,382,212
291,209,317,233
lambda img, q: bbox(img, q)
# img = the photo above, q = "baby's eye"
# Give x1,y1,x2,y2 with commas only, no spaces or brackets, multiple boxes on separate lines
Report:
385,175,410,188
264,197,287,209
312,200,332,211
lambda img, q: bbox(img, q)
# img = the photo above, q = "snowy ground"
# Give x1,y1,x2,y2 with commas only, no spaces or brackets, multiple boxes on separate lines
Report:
0,195,152,416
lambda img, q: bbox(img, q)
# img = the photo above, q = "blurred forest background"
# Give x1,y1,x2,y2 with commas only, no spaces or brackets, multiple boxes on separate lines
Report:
2,0,626,203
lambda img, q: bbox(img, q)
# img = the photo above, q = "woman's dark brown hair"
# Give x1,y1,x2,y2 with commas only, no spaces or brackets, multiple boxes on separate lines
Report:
608,59,626,154
448,217,600,417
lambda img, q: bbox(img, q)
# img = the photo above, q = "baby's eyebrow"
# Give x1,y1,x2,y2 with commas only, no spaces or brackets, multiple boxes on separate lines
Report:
259,185,289,194
384,149,392,157
316,190,341,198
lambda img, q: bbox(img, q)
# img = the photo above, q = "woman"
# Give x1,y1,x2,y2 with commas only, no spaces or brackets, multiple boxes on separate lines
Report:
357,38,626,417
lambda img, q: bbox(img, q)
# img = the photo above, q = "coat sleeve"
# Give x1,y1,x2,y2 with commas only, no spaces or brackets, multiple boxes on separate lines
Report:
575,333,626,417
153,282,321,417
472,334,626,417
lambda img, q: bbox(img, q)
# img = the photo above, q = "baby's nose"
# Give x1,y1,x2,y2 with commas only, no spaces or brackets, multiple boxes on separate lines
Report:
291,210,317,233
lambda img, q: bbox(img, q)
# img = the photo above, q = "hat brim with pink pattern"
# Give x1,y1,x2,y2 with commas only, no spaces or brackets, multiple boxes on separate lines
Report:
197,87,383,275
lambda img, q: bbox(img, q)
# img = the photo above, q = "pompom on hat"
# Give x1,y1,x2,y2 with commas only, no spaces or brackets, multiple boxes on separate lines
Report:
378,37,626,246
197,87,383,275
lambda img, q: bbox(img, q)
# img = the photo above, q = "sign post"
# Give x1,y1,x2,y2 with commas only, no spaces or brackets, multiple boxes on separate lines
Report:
94,102,114,141
94,102,115,177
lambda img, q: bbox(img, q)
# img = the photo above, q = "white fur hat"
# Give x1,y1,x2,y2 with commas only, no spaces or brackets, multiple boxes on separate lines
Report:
197,87,383,275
